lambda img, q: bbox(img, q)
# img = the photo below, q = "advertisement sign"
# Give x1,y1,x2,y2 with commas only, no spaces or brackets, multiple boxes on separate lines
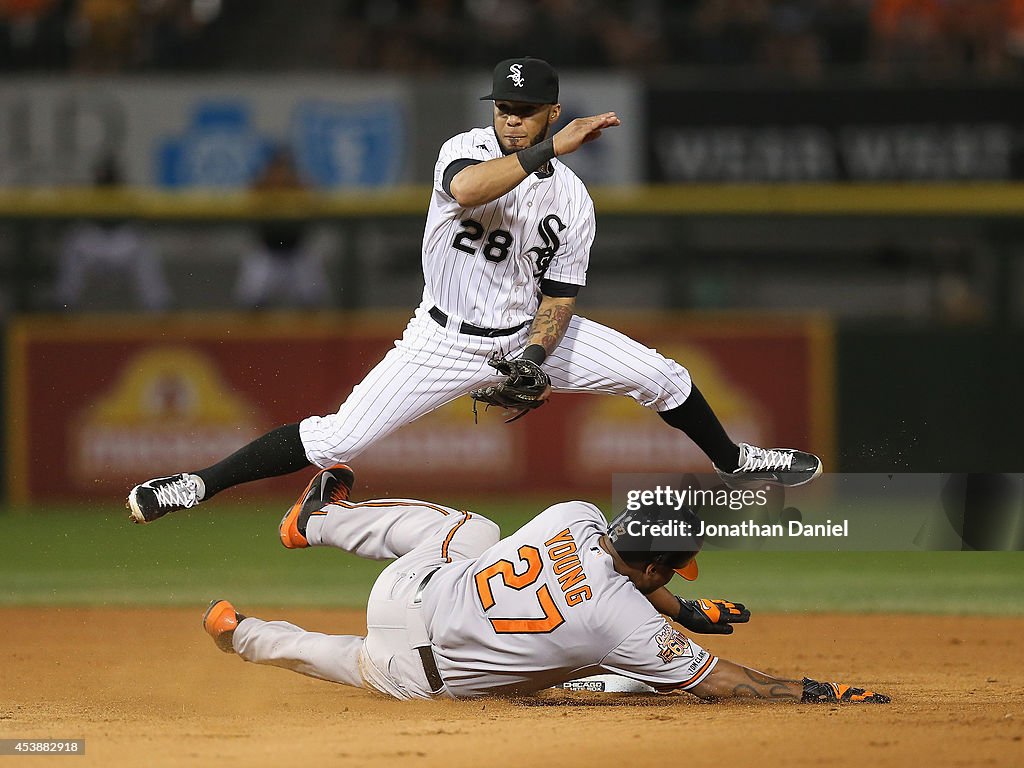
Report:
6,313,832,504
646,86,1024,182
0,77,409,188
0,72,637,190
5,77,1022,187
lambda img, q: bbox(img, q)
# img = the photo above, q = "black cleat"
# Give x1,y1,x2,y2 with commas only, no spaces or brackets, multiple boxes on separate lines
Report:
716,442,822,488
127,473,204,524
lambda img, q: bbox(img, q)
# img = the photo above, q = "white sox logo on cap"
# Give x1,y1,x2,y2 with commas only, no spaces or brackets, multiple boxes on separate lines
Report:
481,58,558,104
508,63,524,88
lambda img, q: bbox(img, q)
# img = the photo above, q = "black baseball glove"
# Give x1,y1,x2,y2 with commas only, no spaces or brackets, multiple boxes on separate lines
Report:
470,353,551,423
674,598,751,635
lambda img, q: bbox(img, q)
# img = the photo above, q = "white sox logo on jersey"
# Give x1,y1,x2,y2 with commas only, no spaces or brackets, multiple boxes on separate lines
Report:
508,64,525,87
527,214,566,278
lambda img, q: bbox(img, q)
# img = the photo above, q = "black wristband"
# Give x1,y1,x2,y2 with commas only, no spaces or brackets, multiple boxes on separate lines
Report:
673,595,687,624
516,137,555,174
521,344,547,365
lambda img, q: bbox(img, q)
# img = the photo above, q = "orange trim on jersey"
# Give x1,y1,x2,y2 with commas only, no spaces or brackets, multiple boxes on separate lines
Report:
441,511,472,563
679,655,717,689
334,499,452,516
660,655,718,693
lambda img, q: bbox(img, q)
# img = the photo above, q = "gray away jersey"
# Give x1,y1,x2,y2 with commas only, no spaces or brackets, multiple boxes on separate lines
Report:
420,501,718,698
422,126,596,329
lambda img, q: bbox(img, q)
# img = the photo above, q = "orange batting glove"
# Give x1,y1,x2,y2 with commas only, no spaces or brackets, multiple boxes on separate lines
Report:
674,598,751,635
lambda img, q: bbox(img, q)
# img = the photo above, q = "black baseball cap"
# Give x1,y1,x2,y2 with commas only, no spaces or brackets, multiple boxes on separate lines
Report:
480,57,559,105
607,504,703,581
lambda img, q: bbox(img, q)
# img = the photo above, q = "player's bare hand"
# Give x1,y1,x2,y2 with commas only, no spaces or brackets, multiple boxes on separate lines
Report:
552,112,620,156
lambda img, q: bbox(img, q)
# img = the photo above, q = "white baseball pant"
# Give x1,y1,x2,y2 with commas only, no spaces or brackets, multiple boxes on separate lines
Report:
231,499,500,699
299,300,692,468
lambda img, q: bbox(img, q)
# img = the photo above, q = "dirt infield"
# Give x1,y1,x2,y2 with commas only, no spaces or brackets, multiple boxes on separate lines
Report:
2,608,1021,768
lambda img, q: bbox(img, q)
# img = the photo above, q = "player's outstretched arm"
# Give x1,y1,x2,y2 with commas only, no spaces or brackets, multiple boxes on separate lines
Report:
450,112,620,208
688,659,891,703
690,659,802,701
449,153,533,208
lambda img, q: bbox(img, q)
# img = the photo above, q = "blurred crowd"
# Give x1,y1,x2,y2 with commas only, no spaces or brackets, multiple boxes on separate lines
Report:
3,0,1024,80
0,0,230,70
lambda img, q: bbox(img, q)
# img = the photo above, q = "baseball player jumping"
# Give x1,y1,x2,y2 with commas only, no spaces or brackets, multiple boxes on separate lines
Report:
128,56,821,525
202,465,888,703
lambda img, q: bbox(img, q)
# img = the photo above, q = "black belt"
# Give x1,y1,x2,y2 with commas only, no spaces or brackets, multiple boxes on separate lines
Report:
418,647,444,694
413,568,445,694
429,306,528,338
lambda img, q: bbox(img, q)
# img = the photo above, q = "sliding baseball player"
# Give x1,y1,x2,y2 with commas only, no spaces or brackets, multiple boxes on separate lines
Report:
202,466,887,704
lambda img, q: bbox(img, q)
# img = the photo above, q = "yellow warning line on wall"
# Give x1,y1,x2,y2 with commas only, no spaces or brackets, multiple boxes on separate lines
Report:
1,184,1023,218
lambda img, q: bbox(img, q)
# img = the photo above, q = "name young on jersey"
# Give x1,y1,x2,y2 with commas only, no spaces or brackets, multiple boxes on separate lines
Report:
543,528,592,607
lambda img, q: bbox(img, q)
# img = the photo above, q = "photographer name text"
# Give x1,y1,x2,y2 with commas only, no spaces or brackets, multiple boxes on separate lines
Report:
627,519,850,538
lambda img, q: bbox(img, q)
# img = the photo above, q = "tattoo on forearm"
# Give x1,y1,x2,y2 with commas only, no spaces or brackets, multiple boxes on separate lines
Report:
731,669,800,701
530,303,574,353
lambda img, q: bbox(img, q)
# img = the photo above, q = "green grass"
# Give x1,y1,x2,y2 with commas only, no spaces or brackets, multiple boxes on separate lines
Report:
0,499,547,608
1,502,1021,614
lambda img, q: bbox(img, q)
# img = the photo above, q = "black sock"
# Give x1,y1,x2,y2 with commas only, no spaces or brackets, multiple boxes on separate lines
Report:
195,422,312,499
659,385,740,471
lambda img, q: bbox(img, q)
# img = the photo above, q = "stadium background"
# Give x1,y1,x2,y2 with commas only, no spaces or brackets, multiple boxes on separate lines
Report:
1,2,1022,766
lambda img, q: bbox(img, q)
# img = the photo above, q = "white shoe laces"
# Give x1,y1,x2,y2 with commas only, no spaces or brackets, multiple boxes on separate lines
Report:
152,476,199,509
738,445,794,473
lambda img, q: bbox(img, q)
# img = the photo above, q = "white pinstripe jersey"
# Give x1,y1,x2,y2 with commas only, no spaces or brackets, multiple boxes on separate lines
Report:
422,126,596,329
420,501,717,697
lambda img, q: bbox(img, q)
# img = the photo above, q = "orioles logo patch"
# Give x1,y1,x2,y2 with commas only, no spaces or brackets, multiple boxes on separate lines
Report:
655,623,693,664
